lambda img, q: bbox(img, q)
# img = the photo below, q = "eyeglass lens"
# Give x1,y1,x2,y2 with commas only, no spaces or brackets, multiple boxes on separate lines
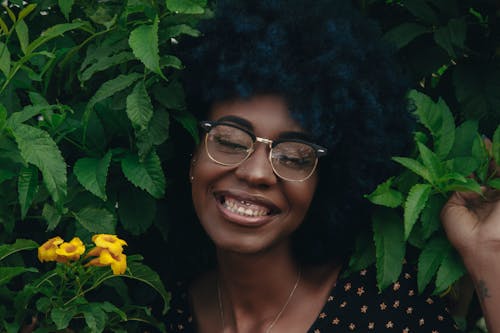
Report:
205,124,317,181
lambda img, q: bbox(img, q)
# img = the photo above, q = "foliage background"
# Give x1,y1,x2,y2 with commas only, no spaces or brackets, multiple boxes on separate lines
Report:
0,0,498,331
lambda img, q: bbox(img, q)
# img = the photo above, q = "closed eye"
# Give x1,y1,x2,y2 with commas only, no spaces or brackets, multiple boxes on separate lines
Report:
275,155,313,168
214,137,248,150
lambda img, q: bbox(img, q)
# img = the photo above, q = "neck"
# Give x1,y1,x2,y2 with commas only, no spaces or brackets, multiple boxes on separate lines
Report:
215,242,301,331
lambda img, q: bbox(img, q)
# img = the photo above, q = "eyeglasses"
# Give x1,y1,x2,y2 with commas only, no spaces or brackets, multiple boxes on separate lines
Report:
200,120,327,181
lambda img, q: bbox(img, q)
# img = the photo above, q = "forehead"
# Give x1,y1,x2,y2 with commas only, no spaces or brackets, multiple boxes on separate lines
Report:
208,95,304,137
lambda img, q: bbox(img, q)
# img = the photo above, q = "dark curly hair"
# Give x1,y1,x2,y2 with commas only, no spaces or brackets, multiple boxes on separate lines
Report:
165,0,413,281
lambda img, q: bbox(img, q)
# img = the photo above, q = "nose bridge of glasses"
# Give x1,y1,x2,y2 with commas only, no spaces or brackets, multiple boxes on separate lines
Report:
255,136,273,148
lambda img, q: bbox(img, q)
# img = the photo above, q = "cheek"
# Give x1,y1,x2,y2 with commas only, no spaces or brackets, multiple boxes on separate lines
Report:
190,150,224,213
286,177,318,220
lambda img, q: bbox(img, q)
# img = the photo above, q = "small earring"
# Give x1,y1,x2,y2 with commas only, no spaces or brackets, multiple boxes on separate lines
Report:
190,175,194,182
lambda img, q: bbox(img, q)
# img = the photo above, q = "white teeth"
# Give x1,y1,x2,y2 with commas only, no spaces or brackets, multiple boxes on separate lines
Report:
222,197,270,217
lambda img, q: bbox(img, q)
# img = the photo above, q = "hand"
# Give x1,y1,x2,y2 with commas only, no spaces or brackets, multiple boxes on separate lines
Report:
441,138,500,265
441,188,500,258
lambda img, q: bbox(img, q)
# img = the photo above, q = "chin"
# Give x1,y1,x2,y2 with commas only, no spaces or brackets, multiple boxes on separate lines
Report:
212,233,291,257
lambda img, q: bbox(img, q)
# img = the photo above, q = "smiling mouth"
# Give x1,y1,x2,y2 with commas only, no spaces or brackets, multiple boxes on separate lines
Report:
214,193,278,218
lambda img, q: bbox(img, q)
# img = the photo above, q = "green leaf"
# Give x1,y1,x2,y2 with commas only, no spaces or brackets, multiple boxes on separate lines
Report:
408,90,455,159
0,239,38,261
80,51,134,82
124,261,171,314
82,303,107,333
26,22,88,54
18,3,37,21
493,124,500,165
0,267,38,286
51,307,76,330
373,208,405,291
129,16,164,77
0,17,9,35
84,73,142,130
74,152,112,201
404,183,432,239
382,22,428,49
434,250,465,295
392,156,431,183
121,151,166,198
0,169,16,185
364,177,403,208
402,0,438,24
73,207,116,234
126,81,153,130
152,80,186,109
4,6,16,23
42,203,62,231
171,109,199,144
148,109,170,145
135,109,170,157
453,63,500,129
12,124,67,203
0,103,6,132
18,165,38,219
118,185,156,235
86,73,143,112
446,157,479,176
472,135,490,183
164,24,201,38
6,105,43,126
99,301,127,320
166,0,206,14
417,237,450,293
347,231,375,275
488,178,500,190
420,194,447,240
80,34,129,70
161,55,183,69
434,19,466,58
58,0,74,20
135,130,154,158
443,178,482,194
0,42,11,77
407,220,426,249
416,142,444,182
15,20,29,54
449,120,478,157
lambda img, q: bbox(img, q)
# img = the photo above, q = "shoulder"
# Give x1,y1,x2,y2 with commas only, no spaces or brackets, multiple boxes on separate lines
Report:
308,262,462,332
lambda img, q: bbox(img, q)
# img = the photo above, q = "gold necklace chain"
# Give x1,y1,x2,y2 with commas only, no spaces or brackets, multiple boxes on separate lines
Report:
217,269,301,333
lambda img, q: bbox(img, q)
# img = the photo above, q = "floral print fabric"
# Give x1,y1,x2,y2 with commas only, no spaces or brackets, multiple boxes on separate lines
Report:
166,263,461,332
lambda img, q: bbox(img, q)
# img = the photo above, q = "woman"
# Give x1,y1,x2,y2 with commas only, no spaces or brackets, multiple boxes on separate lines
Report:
165,1,500,332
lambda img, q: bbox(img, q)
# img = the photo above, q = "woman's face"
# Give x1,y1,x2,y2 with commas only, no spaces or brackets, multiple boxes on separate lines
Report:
190,95,318,255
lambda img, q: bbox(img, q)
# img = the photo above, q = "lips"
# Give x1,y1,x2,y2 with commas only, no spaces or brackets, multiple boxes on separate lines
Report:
213,191,280,225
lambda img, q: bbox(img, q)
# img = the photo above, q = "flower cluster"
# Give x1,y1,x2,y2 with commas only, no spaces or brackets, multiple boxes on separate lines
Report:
86,234,128,275
37,234,128,275
38,236,85,263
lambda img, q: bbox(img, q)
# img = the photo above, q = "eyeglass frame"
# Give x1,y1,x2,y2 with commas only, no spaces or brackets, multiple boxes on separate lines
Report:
199,120,328,182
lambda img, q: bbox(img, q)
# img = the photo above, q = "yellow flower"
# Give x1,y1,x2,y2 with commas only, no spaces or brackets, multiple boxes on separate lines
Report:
92,234,127,256
38,236,64,262
87,247,127,275
55,237,86,262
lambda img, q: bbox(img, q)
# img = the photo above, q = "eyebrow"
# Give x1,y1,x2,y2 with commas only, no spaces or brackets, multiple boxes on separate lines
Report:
216,115,313,141
217,115,254,131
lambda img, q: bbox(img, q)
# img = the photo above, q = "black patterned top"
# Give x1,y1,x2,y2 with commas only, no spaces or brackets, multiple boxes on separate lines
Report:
165,263,461,332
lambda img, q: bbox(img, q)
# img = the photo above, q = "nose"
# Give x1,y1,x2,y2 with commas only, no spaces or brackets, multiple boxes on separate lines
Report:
234,143,277,187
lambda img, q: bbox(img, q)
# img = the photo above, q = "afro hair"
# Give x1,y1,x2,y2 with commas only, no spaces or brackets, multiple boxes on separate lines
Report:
165,0,414,280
